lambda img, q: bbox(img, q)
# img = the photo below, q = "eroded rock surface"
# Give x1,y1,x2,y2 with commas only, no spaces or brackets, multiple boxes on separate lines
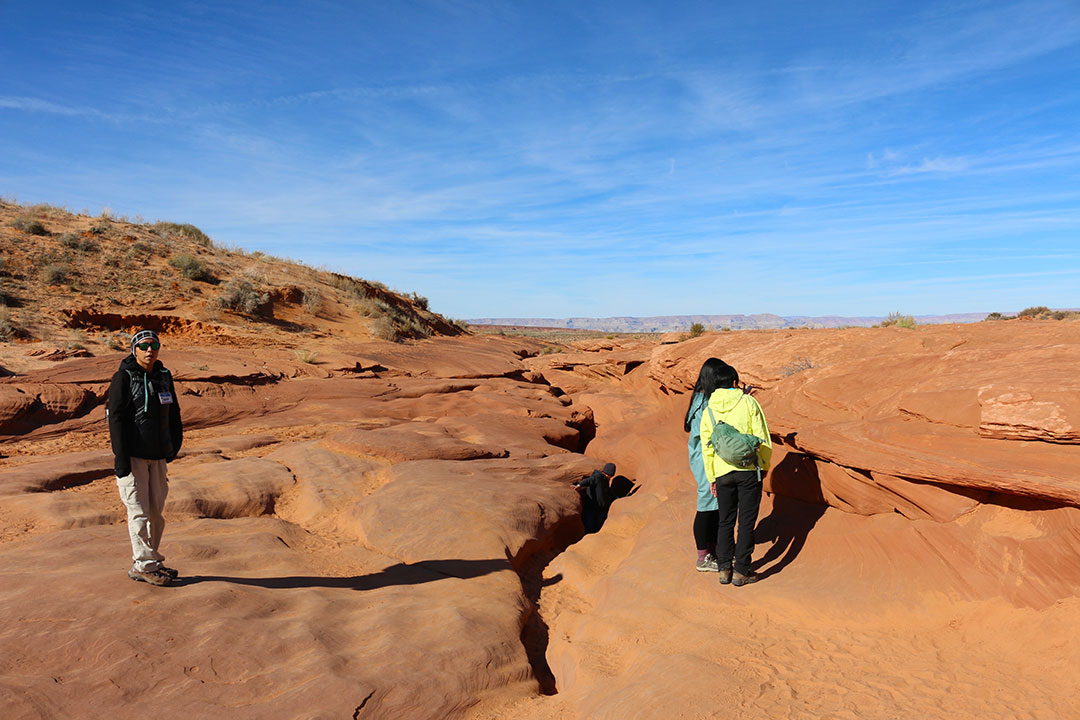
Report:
3,322,1080,720
0,335,605,719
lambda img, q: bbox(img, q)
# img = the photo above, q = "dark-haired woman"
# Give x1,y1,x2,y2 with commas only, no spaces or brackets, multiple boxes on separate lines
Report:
684,358,730,573
700,362,772,586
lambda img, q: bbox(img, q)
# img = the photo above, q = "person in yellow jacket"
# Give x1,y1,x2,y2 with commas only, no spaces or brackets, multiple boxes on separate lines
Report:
699,362,772,586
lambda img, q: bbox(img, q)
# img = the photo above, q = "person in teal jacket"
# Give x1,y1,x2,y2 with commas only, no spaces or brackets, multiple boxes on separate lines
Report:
683,358,730,573
700,362,772,586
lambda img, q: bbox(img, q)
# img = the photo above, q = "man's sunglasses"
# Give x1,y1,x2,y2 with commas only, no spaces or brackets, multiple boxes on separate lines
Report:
135,342,161,351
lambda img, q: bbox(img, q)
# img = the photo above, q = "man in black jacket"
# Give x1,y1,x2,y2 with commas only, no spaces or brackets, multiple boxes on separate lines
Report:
573,462,615,534
107,329,183,586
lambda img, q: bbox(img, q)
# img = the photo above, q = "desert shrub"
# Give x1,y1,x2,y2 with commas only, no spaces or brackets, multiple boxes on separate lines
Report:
28,203,70,217
89,222,110,235
877,312,916,329
1018,306,1051,319
688,322,705,338
371,316,399,341
59,233,99,252
0,307,22,340
328,273,375,299
154,221,212,247
122,241,156,264
215,279,268,314
42,263,70,285
409,292,429,311
293,348,318,364
66,330,88,350
169,253,215,282
302,288,323,315
1051,310,1080,320
10,216,48,235
106,335,126,351
354,296,388,318
780,357,816,377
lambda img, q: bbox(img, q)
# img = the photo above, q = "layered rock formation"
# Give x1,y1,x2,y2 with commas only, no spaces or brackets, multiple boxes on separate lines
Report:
3,321,1079,719
0,336,604,718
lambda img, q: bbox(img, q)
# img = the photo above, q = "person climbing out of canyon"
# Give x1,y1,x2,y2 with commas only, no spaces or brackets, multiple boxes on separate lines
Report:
684,357,727,573
573,462,616,533
700,362,772,586
107,329,183,587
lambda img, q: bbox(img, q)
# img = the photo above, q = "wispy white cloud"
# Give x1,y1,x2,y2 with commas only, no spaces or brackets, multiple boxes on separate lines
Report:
0,96,106,118
888,156,970,175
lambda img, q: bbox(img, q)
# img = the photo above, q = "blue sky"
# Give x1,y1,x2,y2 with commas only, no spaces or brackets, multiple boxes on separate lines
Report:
2,1,1078,319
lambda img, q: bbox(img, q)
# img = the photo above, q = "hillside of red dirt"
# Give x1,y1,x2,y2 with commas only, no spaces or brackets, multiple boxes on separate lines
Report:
0,200,461,362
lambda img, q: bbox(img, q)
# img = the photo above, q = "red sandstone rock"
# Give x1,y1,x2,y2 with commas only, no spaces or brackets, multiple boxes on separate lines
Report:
3,324,1080,720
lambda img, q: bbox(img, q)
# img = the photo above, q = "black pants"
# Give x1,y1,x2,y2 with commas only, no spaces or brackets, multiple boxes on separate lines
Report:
693,510,718,551
715,470,762,575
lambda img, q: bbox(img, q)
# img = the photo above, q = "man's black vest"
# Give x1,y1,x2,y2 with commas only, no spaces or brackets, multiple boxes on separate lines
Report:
120,359,177,459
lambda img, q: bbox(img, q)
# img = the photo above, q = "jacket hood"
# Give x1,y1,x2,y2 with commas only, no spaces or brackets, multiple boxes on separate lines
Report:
708,387,746,412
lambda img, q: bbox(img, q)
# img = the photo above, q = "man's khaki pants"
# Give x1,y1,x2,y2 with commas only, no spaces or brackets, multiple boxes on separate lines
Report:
117,457,168,572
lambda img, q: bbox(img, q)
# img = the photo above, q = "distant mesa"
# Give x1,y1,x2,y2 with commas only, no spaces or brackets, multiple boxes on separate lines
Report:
465,313,994,333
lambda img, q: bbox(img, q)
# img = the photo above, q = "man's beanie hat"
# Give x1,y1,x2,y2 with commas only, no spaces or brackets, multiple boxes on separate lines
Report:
131,329,160,350
602,462,616,476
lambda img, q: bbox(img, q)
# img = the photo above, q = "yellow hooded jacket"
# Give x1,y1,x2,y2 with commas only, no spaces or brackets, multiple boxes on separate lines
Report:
699,388,772,482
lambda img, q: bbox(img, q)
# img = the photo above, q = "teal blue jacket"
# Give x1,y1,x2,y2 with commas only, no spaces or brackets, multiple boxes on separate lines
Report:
687,391,719,512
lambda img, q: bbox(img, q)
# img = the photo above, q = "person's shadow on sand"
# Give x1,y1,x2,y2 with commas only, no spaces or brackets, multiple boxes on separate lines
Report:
753,451,827,579
170,558,512,590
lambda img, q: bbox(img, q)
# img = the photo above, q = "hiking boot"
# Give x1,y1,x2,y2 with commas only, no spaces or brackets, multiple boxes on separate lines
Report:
128,568,172,586
732,571,760,587
718,567,733,585
160,566,180,580
695,553,720,573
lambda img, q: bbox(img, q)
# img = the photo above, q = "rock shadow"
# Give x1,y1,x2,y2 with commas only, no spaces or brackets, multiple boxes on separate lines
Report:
516,518,584,696
753,451,827,578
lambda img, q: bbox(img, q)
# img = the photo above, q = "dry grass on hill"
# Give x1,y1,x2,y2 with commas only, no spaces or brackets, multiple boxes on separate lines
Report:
0,199,463,351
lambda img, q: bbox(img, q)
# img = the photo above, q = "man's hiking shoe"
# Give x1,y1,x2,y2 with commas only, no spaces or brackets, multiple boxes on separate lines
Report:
695,553,720,573
160,566,179,580
718,567,733,585
732,571,760,587
128,568,172,586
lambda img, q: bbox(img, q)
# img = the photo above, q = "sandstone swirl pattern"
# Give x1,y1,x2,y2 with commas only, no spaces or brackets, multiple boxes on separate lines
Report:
2,323,1079,719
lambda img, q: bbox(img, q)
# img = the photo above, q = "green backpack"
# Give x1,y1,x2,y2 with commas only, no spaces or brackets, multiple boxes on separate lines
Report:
705,404,762,470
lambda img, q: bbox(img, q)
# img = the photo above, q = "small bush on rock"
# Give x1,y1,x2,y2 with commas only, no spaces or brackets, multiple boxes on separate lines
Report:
302,288,323,316
215,279,268,315
154,222,212,247
59,233,99,252
293,348,318,364
876,312,916,329
10,216,48,235
169,253,215,282
42,263,70,285
780,356,816,376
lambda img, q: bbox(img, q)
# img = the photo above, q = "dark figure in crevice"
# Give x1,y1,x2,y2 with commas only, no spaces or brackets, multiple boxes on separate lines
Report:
574,462,615,533
573,463,636,534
